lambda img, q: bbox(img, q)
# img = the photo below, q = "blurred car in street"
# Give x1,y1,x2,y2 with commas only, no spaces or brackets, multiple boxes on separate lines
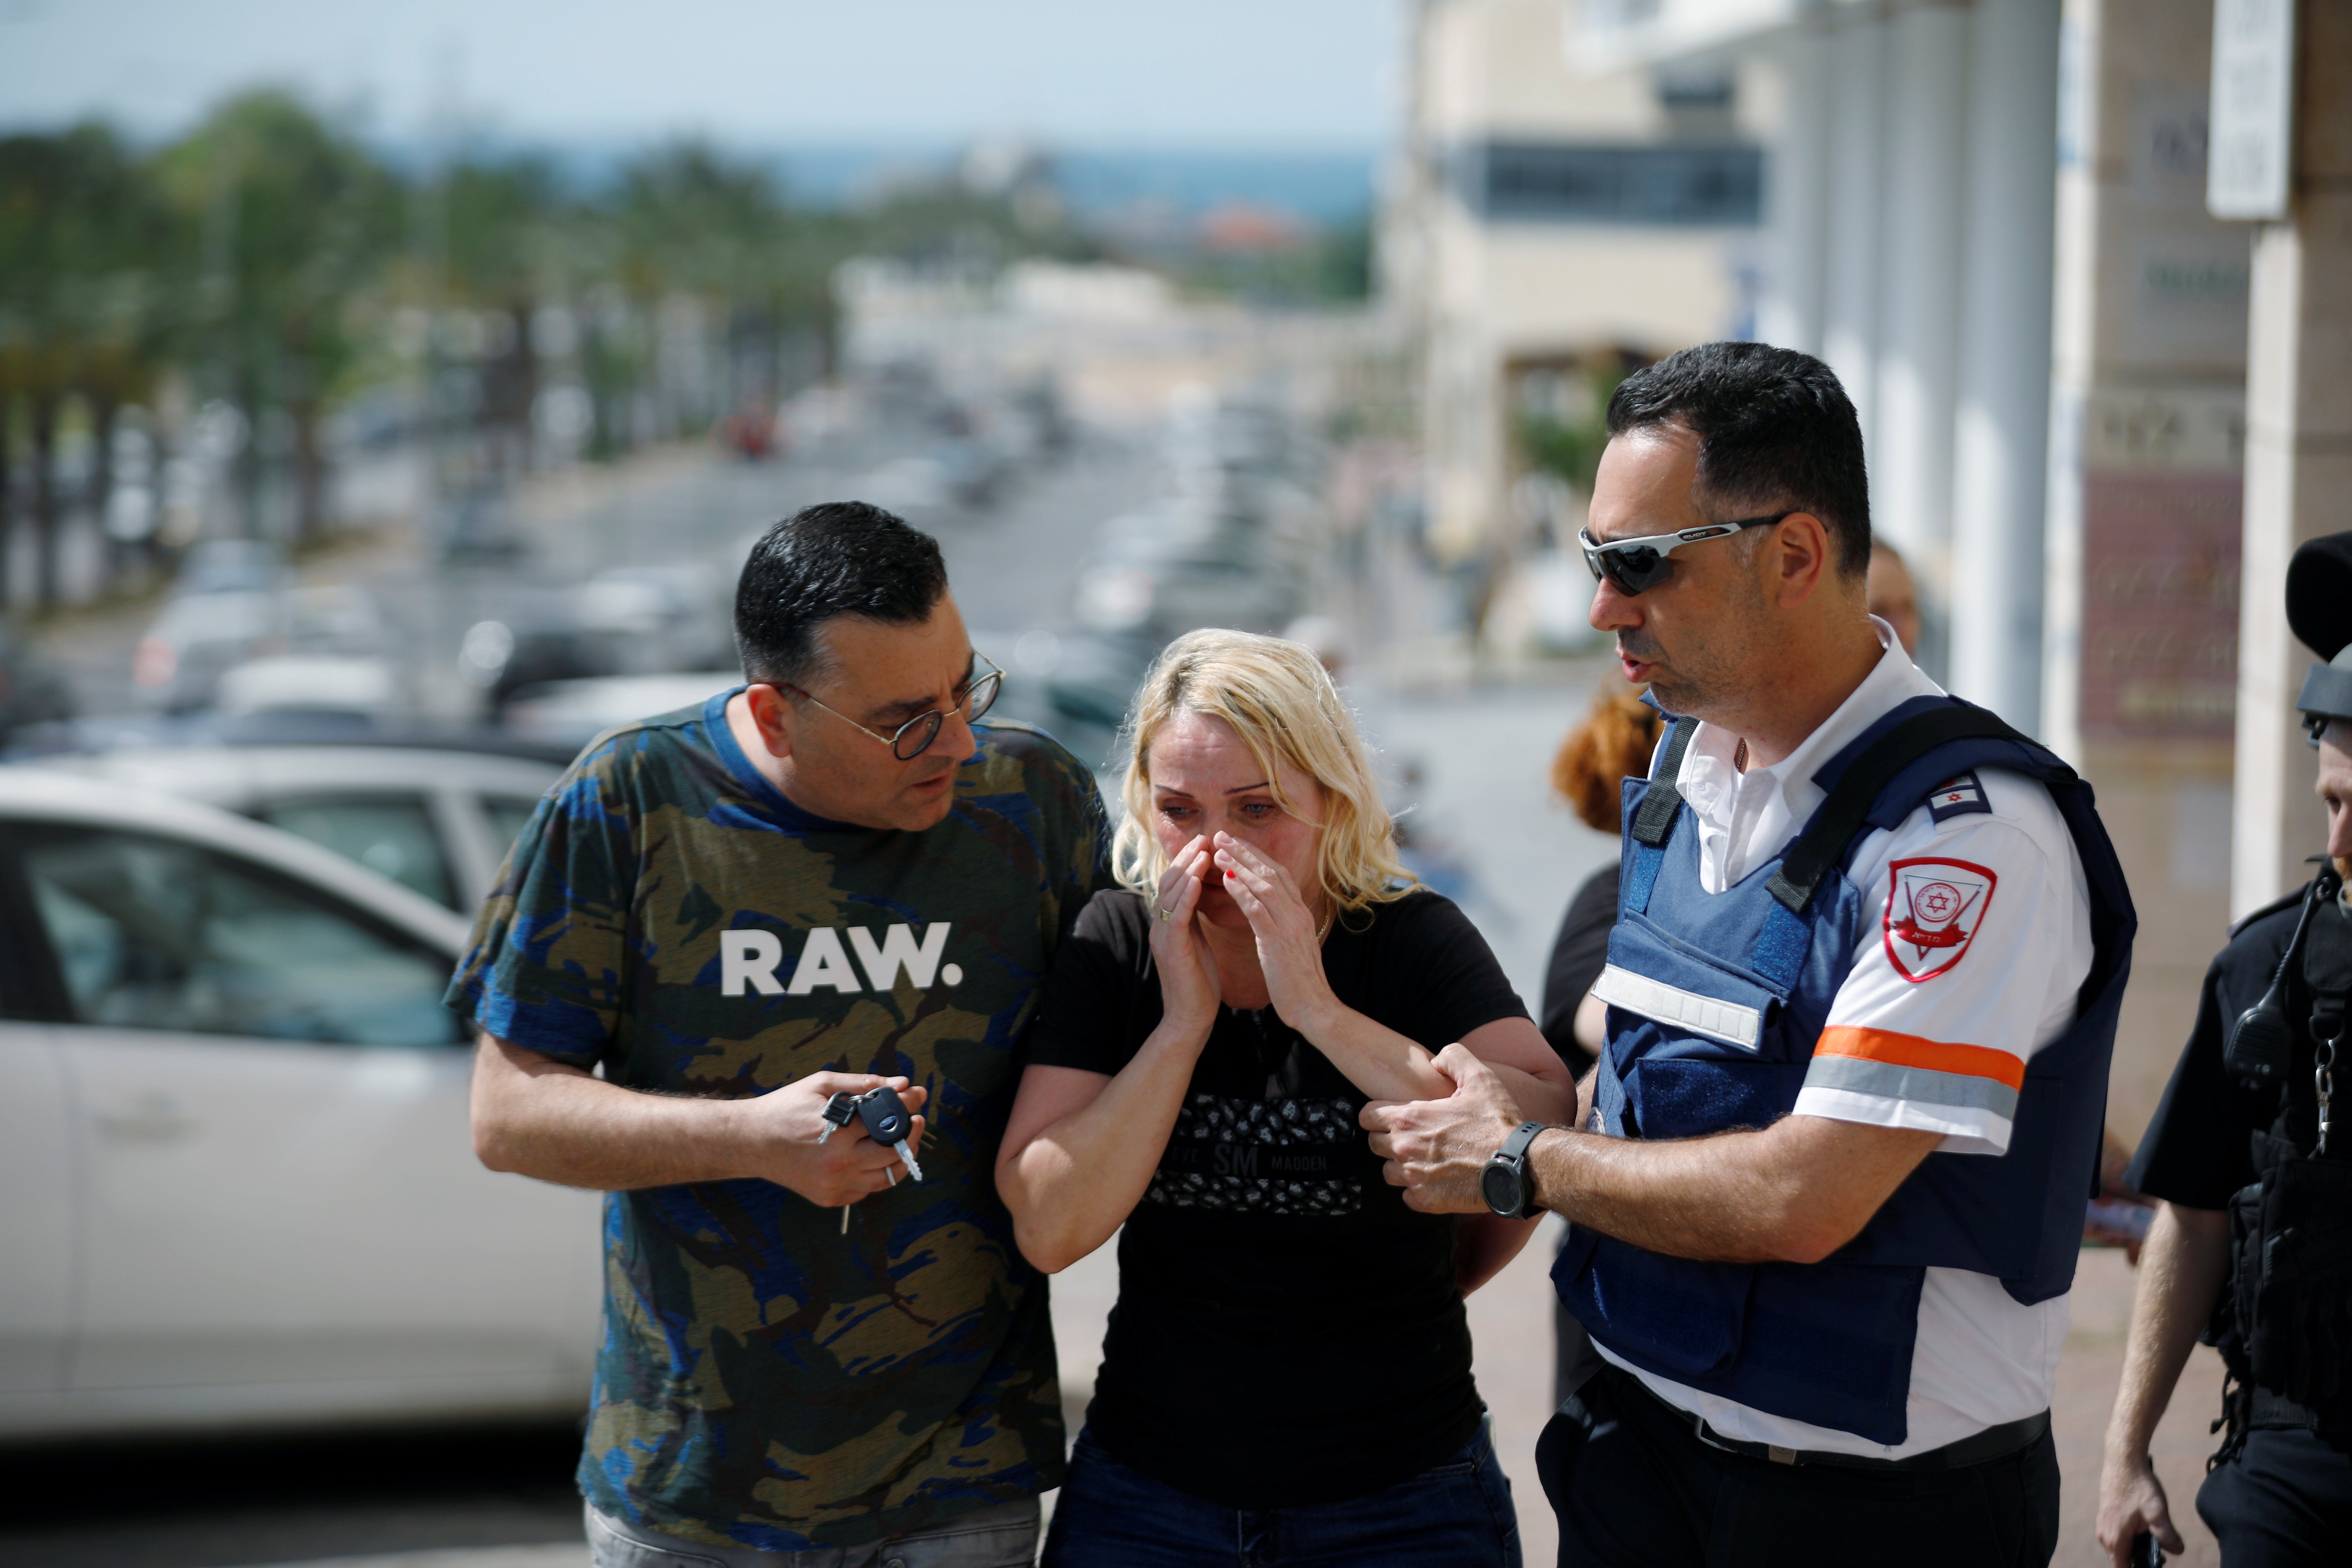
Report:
24,741,561,914
214,655,400,721
133,584,387,714
169,539,292,599
577,563,733,674
456,567,732,720
499,671,743,753
0,769,599,1441
1072,500,1303,638
977,625,1159,776
0,618,76,741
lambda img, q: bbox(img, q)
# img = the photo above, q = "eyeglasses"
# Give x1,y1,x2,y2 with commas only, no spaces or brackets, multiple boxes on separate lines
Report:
784,653,1004,760
1577,512,1795,596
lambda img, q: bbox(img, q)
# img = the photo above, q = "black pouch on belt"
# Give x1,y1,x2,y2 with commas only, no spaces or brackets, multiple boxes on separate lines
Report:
2232,1157,2352,1408
2230,896,2352,1411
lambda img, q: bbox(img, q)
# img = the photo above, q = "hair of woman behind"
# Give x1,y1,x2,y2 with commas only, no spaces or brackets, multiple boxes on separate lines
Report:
1550,684,1665,835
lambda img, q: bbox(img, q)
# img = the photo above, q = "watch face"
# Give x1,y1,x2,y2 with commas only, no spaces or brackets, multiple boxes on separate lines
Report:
1480,1158,1520,1218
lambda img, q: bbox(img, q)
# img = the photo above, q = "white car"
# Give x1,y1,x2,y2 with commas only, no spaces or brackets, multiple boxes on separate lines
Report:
26,743,565,914
0,770,601,1440
500,672,742,753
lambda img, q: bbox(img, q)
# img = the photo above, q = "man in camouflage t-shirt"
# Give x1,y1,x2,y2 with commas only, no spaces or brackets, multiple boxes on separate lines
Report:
453,503,1108,1564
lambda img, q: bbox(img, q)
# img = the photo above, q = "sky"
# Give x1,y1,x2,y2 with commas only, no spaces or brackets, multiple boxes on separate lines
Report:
0,0,1399,152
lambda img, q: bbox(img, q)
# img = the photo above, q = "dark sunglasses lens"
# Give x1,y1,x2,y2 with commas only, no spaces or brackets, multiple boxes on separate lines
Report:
1594,544,1668,595
892,711,945,761
967,671,1003,722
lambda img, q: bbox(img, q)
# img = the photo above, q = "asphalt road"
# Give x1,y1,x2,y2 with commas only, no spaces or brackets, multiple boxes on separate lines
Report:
0,1422,587,1568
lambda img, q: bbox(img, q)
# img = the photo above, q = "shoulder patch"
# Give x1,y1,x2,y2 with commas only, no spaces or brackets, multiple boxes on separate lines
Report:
1926,770,1991,823
1883,857,1998,981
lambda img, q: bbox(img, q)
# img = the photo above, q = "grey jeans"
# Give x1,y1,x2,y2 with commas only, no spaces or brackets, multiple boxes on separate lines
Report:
586,1499,1040,1568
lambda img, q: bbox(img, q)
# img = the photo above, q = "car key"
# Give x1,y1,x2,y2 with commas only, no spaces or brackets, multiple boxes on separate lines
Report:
854,1085,924,1183
818,1087,923,1231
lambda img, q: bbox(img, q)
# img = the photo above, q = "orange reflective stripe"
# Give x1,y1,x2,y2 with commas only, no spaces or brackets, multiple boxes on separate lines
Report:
1813,1026,2027,1091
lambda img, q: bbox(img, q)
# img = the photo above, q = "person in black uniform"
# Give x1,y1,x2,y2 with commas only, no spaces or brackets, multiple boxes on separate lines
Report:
2096,530,2352,1567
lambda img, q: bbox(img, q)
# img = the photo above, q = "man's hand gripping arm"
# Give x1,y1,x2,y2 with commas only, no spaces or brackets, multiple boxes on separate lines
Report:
1363,1043,1939,1265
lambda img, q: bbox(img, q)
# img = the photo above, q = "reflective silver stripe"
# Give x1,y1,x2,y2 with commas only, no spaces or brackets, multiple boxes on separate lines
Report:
1801,1054,2020,1121
1589,963,1762,1050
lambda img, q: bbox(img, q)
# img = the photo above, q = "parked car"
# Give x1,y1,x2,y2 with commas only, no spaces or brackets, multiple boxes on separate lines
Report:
499,671,743,754
0,617,75,740
169,538,292,599
23,742,563,914
132,584,387,714
0,769,600,1440
1073,502,1302,637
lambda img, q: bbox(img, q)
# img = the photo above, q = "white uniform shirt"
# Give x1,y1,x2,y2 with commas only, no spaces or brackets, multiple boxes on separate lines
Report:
1592,620,2095,1458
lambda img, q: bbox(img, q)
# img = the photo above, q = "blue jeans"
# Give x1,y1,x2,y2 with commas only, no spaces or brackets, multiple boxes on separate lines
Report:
1042,1421,1521,1568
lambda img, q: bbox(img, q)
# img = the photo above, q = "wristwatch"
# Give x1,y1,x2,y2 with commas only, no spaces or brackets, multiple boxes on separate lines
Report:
1481,1121,1549,1220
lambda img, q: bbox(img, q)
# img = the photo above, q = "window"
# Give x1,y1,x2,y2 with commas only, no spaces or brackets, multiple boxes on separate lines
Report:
1456,142,1764,227
16,825,460,1048
255,794,456,910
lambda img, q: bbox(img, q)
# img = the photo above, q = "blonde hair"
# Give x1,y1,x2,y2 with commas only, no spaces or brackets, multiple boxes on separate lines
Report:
1112,628,1415,919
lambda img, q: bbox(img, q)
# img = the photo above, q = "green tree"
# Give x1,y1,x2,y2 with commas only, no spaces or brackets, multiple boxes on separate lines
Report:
438,152,564,472
154,91,400,545
0,122,181,608
608,140,822,432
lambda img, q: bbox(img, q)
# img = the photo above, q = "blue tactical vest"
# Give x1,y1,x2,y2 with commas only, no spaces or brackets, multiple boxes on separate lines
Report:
1552,695,2136,1445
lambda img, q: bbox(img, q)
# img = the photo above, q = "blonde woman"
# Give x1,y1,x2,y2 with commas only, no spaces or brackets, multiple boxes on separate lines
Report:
999,629,1574,1567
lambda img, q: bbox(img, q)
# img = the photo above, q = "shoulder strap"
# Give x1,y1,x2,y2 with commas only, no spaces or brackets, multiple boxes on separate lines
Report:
1630,717,1699,847
2232,882,2316,939
1765,704,2042,915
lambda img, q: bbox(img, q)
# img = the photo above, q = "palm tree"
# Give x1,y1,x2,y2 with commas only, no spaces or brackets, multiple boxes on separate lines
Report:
0,123,179,609
153,91,400,547
439,152,564,476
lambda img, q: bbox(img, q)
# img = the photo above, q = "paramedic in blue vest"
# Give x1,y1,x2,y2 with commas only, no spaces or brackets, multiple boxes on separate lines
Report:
1365,341,2133,1568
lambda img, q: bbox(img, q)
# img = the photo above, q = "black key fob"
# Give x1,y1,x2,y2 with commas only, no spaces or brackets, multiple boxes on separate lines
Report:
855,1085,912,1144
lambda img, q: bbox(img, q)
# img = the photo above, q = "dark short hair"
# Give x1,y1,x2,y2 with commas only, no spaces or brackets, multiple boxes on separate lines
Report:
734,501,948,686
1605,341,1871,579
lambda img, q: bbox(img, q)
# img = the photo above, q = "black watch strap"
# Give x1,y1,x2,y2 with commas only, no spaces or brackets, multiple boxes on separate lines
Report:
1485,1120,1549,1219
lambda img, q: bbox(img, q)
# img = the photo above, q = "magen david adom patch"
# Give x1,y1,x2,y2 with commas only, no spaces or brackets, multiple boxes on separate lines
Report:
1882,857,1997,982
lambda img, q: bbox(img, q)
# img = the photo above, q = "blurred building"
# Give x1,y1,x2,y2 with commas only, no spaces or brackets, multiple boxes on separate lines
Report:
1381,0,1766,574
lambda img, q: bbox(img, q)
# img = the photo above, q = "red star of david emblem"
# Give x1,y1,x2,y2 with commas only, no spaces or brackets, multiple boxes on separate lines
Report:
1882,857,1998,982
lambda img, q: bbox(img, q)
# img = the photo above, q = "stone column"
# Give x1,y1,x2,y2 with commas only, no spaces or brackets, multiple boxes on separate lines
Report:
1949,0,2063,732
1820,9,1890,465
1758,23,1832,356
1874,0,1972,631
2230,0,2352,913
2043,0,2253,1140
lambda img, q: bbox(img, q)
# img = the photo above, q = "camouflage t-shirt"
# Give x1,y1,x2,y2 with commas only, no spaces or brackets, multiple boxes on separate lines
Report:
446,691,1108,1551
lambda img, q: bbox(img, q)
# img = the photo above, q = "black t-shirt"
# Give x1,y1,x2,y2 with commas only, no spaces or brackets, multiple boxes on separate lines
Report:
1022,887,1529,1509
1539,863,1617,1079
2126,891,2308,1209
